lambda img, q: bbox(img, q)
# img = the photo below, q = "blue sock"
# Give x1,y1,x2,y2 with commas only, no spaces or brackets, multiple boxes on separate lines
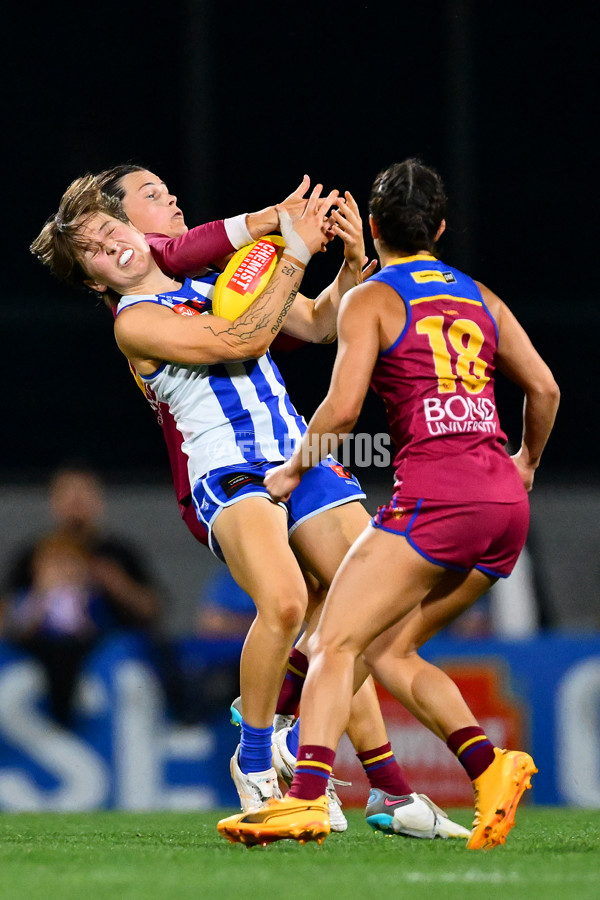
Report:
286,717,301,758
239,720,274,774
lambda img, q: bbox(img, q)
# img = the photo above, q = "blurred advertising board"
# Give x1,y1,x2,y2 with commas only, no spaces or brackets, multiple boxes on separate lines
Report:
0,634,598,809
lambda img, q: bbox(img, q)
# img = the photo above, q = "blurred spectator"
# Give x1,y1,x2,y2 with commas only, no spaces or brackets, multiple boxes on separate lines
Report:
2,464,160,628
165,569,256,726
0,463,161,725
2,532,106,725
195,568,256,638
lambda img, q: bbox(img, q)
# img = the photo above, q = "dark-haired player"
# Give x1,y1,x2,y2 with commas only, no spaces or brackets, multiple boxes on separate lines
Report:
218,158,559,850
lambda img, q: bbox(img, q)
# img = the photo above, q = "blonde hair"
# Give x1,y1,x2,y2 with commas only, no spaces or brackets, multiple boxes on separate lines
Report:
30,174,127,307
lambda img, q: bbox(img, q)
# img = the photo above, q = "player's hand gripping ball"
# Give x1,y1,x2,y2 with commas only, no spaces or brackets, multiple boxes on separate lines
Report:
212,234,285,320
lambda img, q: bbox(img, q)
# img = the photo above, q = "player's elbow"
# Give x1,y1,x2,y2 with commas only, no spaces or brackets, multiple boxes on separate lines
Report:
548,377,560,410
231,334,271,360
312,328,337,345
532,372,560,410
525,378,561,428
307,312,337,345
251,334,274,358
326,397,361,432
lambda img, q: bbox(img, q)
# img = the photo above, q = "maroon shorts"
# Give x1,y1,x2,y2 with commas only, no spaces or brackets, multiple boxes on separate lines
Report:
371,493,530,578
180,496,210,546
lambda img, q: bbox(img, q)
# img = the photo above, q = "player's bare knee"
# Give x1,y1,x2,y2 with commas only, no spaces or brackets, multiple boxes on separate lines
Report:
277,597,306,635
258,587,307,638
307,630,358,664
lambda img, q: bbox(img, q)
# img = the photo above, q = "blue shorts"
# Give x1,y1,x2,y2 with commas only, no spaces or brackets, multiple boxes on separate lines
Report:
192,458,366,560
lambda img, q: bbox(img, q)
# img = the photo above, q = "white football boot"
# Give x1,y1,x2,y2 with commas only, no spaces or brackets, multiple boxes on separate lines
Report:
230,744,282,812
365,788,470,839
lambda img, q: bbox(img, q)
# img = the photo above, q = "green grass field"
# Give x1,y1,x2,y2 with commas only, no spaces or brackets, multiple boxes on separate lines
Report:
1,807,598,900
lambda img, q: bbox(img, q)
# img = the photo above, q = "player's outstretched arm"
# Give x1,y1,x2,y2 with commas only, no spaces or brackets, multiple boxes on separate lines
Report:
148,177,313,278
147,221,236,277
116,185,335,368
279,193,377,344
264,282,381,501
131,176,312,285
479,282,560,491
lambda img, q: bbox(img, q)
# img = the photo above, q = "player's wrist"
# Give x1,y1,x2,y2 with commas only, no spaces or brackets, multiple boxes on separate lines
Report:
281,252,307,271
342,257,365,284
246,207,279,240
276,207,313,266
224,214,253,249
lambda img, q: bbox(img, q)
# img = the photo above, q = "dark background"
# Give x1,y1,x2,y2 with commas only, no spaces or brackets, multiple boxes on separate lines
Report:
3,1,597,484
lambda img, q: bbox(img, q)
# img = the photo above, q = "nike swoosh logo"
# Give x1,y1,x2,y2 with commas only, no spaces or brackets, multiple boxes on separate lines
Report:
384,798,410,807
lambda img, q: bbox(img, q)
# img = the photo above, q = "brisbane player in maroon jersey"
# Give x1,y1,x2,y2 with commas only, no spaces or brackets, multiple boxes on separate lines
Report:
218,159,560,849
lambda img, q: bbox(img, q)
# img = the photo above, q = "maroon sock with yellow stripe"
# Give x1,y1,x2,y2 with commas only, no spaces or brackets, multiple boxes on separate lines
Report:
357,742,413,795
276,648,308,716
447,726,496,780
287,745,336,800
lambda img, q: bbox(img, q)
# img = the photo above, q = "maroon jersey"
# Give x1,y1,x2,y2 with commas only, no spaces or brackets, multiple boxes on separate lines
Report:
126,361,209,546
147,220,233,277
369,255,525,503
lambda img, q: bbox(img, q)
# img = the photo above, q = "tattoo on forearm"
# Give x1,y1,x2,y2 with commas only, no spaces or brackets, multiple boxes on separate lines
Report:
205,269,301,343
271,290,297,334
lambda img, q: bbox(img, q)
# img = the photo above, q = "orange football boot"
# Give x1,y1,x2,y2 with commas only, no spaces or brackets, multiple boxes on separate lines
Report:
467,748,537,850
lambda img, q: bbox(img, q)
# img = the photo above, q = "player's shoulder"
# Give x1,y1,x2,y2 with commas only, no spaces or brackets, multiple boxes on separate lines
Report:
113,295,172,348
338,281,378,320
473,279,504,318
116,294,169,319
337,281,390,341
345,277,405,315
340,278,391,310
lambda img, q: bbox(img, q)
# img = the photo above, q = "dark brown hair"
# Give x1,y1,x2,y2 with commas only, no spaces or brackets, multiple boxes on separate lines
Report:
369,158,447,254
96,163,147,202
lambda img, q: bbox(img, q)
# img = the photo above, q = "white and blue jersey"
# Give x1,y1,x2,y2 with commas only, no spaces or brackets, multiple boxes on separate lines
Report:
117,274,365,560
116,275,306,487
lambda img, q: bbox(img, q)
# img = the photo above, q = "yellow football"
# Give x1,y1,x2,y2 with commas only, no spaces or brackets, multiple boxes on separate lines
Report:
212,234,286,321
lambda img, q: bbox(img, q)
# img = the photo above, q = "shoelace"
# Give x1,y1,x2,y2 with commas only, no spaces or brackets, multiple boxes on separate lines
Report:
417,793,447,819
329,775,352,788
326,776,352,807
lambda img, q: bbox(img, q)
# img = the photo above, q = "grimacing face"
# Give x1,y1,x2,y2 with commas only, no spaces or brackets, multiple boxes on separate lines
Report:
77,212,153,294
119,170,188,238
